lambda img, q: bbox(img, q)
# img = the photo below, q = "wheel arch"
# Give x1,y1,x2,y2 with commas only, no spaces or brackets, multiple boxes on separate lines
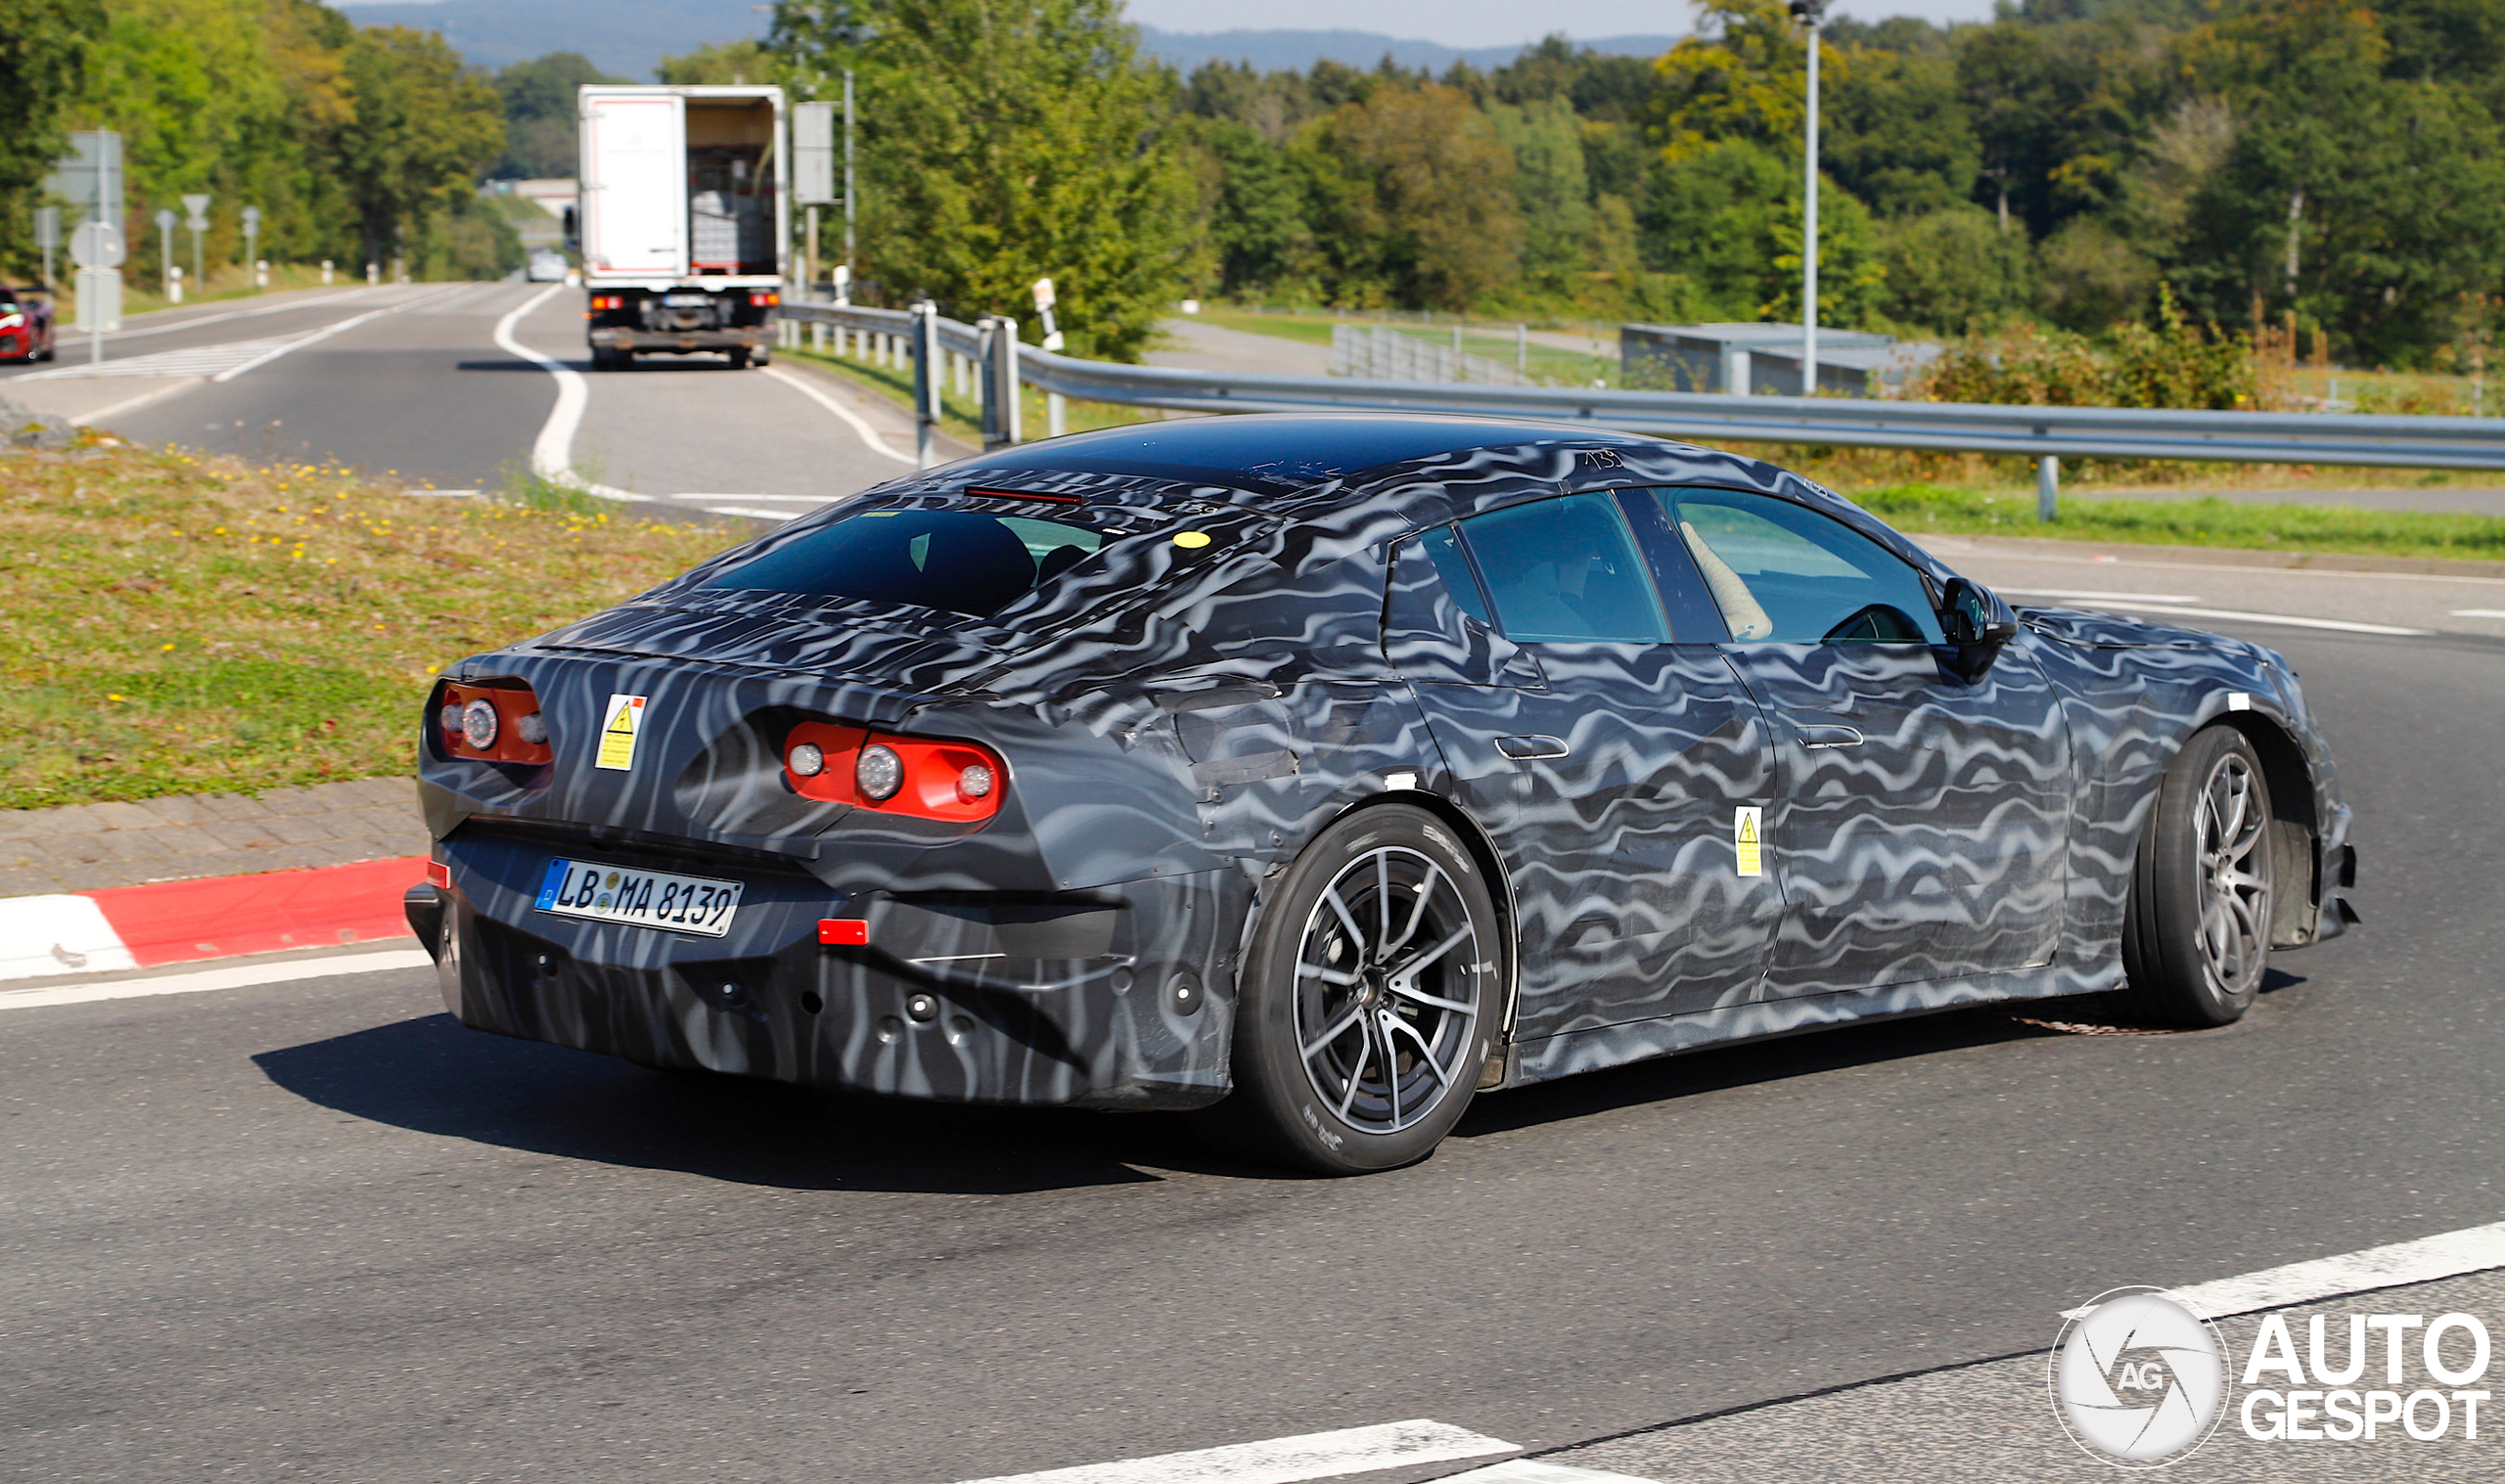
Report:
2209,711,2323,948
1250,789,1524,1056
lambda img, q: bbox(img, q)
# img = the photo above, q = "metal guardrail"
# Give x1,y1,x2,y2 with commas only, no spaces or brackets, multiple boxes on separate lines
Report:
778,300,2505,481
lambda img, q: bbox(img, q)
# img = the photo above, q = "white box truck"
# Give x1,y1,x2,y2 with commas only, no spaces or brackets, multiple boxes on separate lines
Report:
576,84,787,370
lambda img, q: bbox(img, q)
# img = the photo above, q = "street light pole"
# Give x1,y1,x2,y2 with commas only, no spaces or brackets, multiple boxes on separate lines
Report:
1791,0,1827,396
843,68,856,283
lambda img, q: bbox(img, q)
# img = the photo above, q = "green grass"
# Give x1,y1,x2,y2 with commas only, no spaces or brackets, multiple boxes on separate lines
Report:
781,340,1159,444
0,442,740,810
1856,481,2505,562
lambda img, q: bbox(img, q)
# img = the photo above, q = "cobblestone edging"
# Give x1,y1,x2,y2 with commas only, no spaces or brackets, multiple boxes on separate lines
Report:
0,778,426,895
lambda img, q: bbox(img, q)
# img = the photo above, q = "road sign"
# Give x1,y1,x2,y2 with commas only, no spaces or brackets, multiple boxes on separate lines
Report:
34,208,59,251
794,102,837,205
70,220,124,270
45,131,122,227
241,205,259,231
74,267,121,334
154,207,175,235
180,193,211,231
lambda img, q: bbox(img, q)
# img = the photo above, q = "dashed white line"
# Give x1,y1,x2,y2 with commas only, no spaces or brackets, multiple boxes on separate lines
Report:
0,948,433,1012
2451,607,2505,618
2064,1220,2505,1321
2019,595,2429,637
948,1419,1517,1484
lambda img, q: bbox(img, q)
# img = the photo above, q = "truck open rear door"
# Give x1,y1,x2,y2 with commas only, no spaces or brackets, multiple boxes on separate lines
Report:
580,89,686,279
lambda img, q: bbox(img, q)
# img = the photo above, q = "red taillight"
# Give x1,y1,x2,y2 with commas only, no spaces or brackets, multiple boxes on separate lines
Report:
749,292,780,307
588,293,624,311
433,680,553,764
781,722,1005,823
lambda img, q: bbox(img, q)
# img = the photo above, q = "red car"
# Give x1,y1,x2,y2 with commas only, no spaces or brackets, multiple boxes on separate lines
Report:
0,289,56,362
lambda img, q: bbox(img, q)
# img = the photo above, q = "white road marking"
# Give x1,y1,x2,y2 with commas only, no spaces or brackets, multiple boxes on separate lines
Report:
210,283,474,382
1999,587,2203,605
947,1419,1516,1484
17,334,303,381
0,947,433,1012
1440,1464,1662,1484
2450,608,2505,618
758,362,918,465
2062,1219,2505,1321
48,286,387,344
2027,596,2430,637
490,283,647,503
1956,546,2505,589
78,379,205,426
702,505,805,521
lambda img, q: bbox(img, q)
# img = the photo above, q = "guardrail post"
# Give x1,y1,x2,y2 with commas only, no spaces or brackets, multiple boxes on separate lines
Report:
980,314,1021,449
2037,455,2060,521
911,300,939,470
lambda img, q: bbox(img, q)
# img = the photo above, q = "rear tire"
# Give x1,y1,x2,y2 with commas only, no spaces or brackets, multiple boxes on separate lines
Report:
2118,725,2276,1026
1195,804,1500,1175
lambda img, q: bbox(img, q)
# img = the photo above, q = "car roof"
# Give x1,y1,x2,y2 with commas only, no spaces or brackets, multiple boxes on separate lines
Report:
962,413,1662,490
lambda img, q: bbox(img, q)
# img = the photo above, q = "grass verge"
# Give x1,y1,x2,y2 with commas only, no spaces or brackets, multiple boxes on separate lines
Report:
0,440,740,811
1854,481,2505,562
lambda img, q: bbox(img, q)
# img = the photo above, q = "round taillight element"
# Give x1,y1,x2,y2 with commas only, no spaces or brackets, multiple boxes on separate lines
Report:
788,741,825,778
438,702,462,737
957,762,994,800
855,743,903,801
516,710,548,745
461,697,499,750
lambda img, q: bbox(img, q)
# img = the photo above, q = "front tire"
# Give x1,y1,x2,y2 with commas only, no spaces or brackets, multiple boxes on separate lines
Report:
1199,804,1500,1174
2119,725,2276,1026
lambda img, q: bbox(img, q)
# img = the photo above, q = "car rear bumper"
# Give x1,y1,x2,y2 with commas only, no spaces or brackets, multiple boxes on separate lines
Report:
407,830,1244,1109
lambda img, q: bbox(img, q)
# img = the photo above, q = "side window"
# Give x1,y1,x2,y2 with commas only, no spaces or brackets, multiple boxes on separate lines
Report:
1656,489,1944,646
1418,524,1493,629
1456,492,1672,644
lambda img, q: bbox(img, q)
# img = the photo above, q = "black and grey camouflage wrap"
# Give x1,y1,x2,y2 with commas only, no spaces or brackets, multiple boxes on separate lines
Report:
409,416,2357,1108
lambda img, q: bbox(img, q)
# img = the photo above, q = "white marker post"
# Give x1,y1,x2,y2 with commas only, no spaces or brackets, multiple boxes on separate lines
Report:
69,219,123,366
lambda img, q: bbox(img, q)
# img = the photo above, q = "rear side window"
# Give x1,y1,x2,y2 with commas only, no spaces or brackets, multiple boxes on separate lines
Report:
1456,492,1670,644
702,509,1105,618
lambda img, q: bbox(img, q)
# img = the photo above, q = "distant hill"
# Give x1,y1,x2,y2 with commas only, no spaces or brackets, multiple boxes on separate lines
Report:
1139,27,1679,74
337,2,1671,81
337,0,762,78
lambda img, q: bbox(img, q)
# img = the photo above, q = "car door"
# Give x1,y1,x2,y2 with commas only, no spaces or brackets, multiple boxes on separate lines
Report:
1649,487,2071,997
1387,490,1782,1038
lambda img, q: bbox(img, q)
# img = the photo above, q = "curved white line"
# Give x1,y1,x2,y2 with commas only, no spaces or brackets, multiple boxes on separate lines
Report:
759,362,918,465
489,282,647,502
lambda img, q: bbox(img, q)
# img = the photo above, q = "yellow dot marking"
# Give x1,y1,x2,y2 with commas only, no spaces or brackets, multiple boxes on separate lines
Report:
1172,530,1212,549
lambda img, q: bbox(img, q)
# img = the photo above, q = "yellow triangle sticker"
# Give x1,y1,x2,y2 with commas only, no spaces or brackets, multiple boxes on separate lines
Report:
1734,805,1763,877
596,693,647,771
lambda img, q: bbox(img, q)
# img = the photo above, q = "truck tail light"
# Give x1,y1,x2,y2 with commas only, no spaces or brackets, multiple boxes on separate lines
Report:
781,722,1005,823
588,294,624,311
748,292,780,307
433,680,553,764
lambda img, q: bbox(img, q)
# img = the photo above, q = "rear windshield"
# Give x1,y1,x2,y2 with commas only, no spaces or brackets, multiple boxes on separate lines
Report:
701,508,1107,618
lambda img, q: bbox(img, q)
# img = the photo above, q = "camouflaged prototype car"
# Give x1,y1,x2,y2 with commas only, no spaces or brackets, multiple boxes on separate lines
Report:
406,415,2358,1173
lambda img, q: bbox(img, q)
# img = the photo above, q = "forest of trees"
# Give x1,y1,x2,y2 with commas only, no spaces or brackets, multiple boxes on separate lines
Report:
0,0,517,287
760,0,2505,371
5,0,2500,373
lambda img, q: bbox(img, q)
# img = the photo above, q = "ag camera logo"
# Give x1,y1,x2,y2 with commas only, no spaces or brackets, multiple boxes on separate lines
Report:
2050,1287,2228,1467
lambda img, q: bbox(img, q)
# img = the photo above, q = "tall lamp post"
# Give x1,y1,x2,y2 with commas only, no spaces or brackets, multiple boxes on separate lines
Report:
1789,0,1827,396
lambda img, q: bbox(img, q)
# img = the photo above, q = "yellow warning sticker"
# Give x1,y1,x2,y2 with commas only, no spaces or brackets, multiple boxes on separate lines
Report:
595,694,647,771
1734,805,1764,877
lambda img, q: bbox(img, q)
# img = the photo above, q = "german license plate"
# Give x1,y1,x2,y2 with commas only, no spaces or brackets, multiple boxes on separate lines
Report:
534,859,743,937
664,292,709,306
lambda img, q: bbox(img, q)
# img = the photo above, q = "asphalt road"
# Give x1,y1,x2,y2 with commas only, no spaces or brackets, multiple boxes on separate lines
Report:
5,562,2500,1483
0,280,920,517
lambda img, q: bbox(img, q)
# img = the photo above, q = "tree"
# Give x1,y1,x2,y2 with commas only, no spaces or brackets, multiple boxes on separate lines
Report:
776,0,1194,360
1191,119,1312,298
1824,42,1978,218
1640,140,1884,325
1302,83,1524,310
657,39,785,87
1651,0,1831,161
494,52,620,180
333,26,504,273
1877,204,2033,331
0,0,104,274
1488,97,1592,288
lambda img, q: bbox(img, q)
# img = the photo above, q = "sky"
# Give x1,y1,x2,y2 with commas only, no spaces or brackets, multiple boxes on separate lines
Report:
1121,0,2001,47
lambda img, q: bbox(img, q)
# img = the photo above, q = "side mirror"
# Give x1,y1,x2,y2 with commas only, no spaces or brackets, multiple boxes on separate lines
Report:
1939,577,2020,679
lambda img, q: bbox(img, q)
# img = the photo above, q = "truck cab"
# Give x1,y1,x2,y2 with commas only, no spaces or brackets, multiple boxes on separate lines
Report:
577,84,787,370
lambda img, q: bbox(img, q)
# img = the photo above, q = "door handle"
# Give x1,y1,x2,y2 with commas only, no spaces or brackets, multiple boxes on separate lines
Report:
1796,724,1865,750
1497,734,1571,760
